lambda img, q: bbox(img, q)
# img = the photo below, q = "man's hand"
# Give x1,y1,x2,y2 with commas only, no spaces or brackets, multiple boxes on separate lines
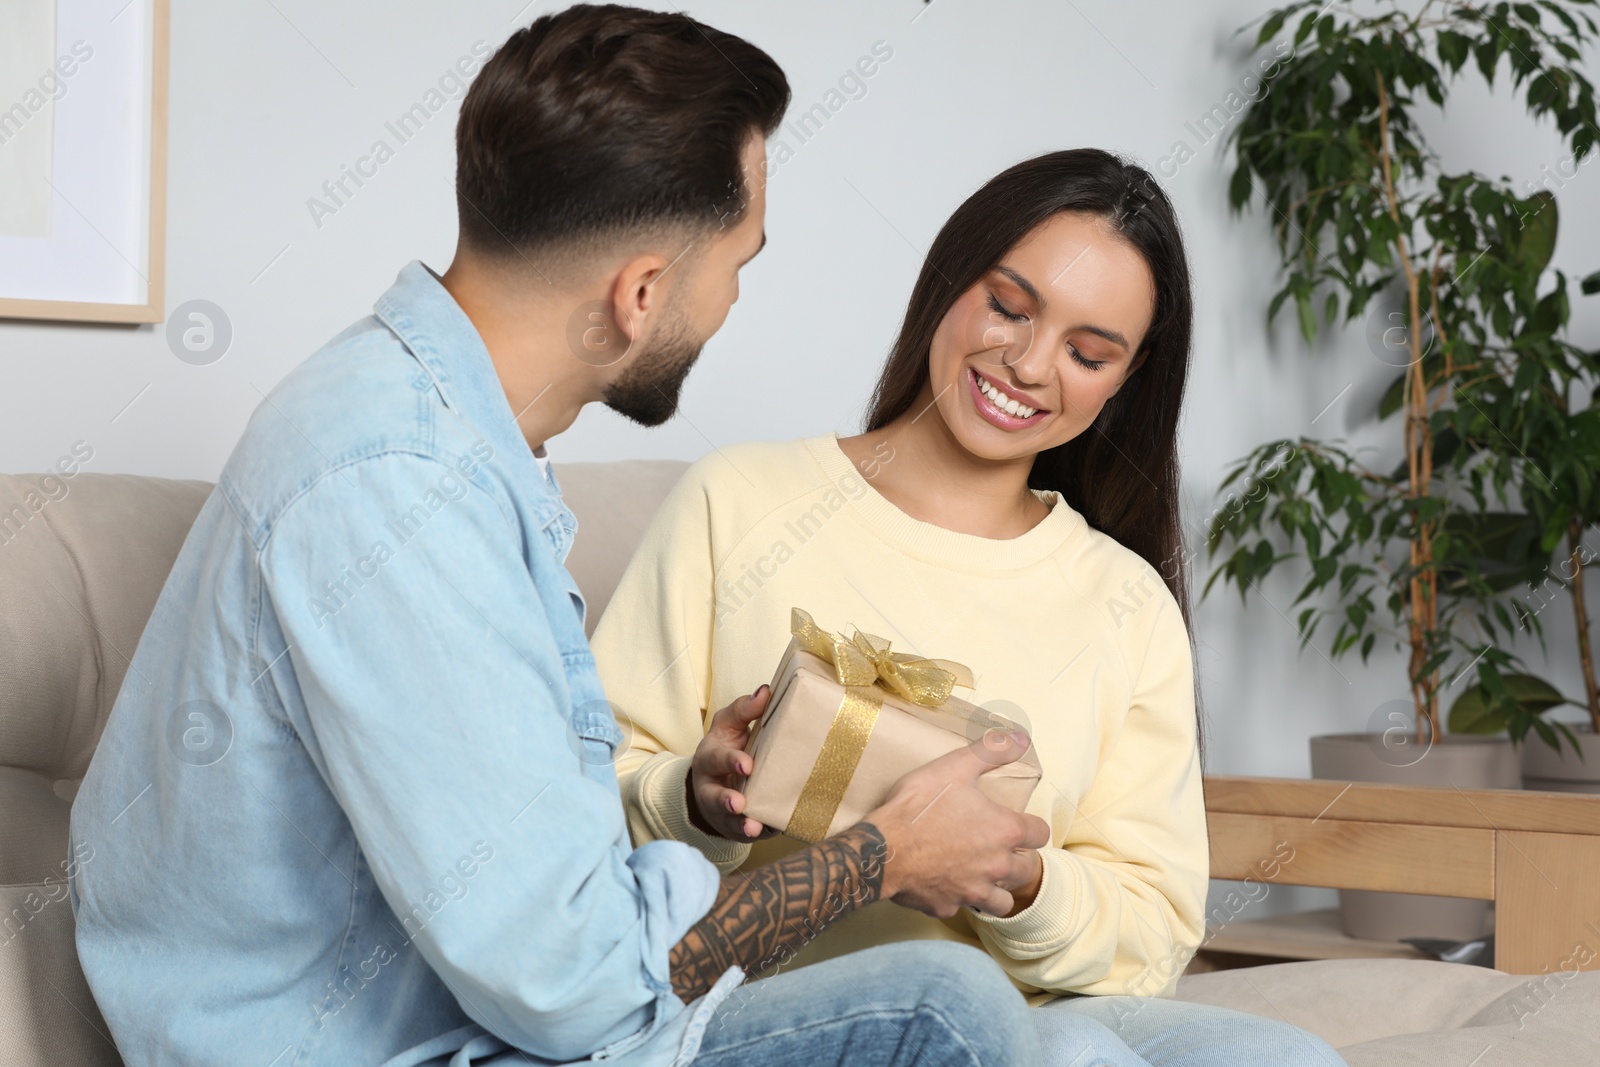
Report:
685,684,774,841
867,730,1051,919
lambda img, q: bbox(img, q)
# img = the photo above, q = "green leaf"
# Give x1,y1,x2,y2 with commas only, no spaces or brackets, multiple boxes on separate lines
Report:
1449,685,1510,734
1376,372,1407,420
1296,291,1316,346
1267,286,1291,325
1514,192,1559,275
1448,673,1569,735
1256,8,1289,46
1553,720,1586,759
1437,30,1471,72
1532,716,1560,749
1476,38,1501,84
1531,285,1569,333
1581,269,1600,295
1294,9,1319,47
1230,165,1254,211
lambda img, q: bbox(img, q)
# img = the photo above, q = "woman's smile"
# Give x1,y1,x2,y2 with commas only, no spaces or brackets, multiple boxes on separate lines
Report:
967,366,1049,430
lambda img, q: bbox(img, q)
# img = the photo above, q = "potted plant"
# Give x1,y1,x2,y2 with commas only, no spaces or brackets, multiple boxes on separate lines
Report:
1458,264,1600,791
1208,0,1599,938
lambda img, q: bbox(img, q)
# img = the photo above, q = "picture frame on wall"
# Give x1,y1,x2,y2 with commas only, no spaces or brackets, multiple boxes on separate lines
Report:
0,0,170,324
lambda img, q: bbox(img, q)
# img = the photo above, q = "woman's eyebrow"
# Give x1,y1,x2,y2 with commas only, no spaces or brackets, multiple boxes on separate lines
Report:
993,264,1132,351
994,265,1045,308
1078,323,1131,351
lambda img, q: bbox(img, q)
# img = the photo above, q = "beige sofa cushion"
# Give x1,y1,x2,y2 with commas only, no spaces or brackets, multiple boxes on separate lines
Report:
556,460,690,634
0,768,71,888
0,882,120,1067
0,472,211,1067
0,473,212,788
1176,958,1600,1065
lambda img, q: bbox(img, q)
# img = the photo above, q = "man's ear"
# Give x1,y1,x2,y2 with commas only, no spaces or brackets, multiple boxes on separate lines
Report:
606,251,671,346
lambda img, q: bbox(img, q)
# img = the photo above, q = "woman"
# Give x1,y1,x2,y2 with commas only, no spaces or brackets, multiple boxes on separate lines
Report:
592,149,1343,1066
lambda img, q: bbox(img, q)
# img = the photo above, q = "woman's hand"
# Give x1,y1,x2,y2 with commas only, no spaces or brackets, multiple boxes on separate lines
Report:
685,685,776,841
997,849,1045,918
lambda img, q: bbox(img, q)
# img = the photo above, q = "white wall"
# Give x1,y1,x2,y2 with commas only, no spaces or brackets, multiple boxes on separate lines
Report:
5,0,1598,812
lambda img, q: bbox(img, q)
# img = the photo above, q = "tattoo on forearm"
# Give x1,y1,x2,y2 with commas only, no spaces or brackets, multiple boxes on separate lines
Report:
668,823,889,1001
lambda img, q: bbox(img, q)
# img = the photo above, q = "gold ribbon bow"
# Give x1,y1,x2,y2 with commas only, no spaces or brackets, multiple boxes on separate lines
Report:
783,608,975,842
789,607,974,708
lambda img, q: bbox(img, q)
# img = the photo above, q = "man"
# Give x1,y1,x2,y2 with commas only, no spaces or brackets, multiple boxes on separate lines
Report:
70,6,1049,1065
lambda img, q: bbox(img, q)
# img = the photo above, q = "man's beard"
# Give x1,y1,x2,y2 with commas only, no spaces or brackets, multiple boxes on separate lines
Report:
602,308,706,427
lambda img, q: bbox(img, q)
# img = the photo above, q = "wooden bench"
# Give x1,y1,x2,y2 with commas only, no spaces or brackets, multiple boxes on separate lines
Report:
1204,775,1600,974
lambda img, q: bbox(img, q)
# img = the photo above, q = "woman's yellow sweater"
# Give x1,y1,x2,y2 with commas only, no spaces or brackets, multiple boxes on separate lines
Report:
591,434,1206,1000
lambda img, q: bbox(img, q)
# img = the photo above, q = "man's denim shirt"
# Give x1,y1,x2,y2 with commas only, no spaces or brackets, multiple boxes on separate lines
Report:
69,262,736,1067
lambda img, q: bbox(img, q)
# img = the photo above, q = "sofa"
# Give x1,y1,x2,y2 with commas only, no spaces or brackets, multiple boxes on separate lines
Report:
2,466,1596,1066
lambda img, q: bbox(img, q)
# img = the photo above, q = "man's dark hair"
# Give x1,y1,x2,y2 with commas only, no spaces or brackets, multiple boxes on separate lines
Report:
455,4,789,259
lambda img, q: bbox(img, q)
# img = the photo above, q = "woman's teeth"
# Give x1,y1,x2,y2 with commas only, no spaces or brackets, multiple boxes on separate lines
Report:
976,373,1037,418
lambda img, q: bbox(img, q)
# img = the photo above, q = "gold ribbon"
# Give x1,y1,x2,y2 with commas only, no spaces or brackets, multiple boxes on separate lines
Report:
788,607,974,708
786,687,881,843
784,608,974,842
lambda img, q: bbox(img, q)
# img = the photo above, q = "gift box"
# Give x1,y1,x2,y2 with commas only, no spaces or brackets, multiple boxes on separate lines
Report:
739,608,1042,843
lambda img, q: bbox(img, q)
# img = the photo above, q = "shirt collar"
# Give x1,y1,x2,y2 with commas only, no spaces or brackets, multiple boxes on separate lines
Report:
373,261,577,555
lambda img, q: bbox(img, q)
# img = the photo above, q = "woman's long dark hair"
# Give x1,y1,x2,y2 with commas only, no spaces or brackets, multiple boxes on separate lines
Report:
864,149,1201,745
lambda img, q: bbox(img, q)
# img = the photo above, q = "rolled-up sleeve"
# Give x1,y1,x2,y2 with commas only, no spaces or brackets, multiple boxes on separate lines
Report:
259,451,720,1060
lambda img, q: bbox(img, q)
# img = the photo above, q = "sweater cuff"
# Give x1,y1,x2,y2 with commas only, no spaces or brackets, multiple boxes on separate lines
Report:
635,753,753,872
969,848,1083,947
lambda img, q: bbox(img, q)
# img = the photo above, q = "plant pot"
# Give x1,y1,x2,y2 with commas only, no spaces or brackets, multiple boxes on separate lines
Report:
1521,723,1600,793
1309,731,1521,942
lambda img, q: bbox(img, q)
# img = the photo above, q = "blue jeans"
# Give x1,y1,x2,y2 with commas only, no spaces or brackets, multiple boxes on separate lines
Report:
692,943,1046,1066
1036,993,1348,1066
